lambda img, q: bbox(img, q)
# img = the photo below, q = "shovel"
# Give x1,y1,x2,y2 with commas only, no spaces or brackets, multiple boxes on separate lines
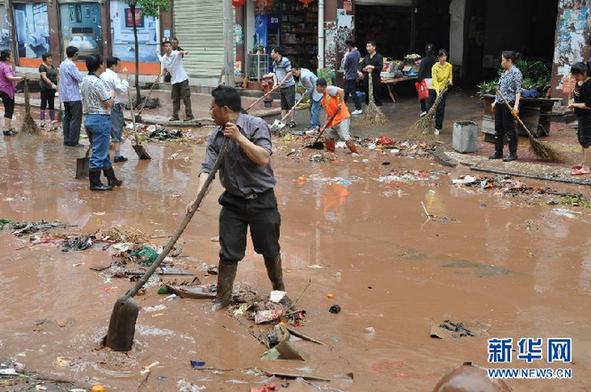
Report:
306,110,340,149
127,86,151,160
104,138,228,352
75,146,91,179
270,95,306,134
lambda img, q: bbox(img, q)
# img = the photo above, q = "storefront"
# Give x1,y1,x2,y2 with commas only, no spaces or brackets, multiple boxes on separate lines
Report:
0,4,10,52
12,1,50,67
59,1,102,59
110,0,160,74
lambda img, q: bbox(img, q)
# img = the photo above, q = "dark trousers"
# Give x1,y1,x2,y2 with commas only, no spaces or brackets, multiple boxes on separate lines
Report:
420,99,428,113
171,79,193,119
40,89,55,110
63,101,82,145
426,89,437,112
344,79,361,110
218,190,281,263
494,102,517,155
0,91,15,118
434,91,448,130
364,73,382,106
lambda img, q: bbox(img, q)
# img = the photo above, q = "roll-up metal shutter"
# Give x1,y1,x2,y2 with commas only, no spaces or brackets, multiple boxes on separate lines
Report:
174,0,224,85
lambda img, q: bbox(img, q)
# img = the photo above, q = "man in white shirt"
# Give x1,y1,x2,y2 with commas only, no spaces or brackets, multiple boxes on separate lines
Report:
160,41,194,122
101,57,129,162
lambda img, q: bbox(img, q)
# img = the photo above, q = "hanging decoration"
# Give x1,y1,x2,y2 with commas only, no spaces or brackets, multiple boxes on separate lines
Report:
232,0,246,7
298,0,314,7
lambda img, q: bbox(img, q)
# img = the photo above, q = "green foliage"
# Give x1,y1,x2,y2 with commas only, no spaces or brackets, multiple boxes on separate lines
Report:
478,59,550,96
131,0,169,18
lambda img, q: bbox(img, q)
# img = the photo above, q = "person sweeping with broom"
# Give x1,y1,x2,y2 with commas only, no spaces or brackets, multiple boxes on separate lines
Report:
0,50,24,136
431,49,453,135
568,62,591,175
187,85,285,311
81,54,122,191
315,78,359,154
490,51,522,162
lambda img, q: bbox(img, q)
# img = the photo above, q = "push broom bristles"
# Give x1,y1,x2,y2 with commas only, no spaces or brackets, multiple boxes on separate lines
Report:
407,86,448,141
360,73,387,126
21,79,40,134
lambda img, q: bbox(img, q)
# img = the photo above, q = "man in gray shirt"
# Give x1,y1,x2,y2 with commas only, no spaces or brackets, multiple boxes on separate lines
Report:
266,47,296,128
187,86,284,311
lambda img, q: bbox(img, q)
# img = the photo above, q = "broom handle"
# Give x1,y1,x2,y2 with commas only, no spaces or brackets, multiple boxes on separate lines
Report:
497,90,535,140
126,80,141,145
136,74,160,117
127,138,228,298
244,74,289,112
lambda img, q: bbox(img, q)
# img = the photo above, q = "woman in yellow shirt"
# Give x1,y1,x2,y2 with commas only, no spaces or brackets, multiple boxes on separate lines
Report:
430,49,453,135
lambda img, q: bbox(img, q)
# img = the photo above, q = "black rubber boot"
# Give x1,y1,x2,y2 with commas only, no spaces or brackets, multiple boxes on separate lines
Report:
212,261,238,311
264,254,285,291
89,168,112,191
103,167,122,187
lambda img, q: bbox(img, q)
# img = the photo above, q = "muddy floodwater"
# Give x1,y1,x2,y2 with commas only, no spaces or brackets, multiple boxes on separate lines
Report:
1,130,590,392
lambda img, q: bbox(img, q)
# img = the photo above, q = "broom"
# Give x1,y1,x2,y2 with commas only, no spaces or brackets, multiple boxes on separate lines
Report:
21,78,40,134
408,84,448,140
498,90,562,162
360,72,386,125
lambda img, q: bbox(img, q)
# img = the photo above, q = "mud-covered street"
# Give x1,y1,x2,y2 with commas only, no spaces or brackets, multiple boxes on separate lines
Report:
1,97,591,391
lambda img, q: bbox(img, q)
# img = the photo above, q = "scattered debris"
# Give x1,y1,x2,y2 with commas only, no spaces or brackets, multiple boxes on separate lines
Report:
190,360,206,369
1,219,68,237
430,320,491,339
149,127,183,141
140,361,159,376
176,379,206,392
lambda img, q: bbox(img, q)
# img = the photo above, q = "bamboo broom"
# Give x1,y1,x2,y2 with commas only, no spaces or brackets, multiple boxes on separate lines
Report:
21,78,40,134
360,72,386,125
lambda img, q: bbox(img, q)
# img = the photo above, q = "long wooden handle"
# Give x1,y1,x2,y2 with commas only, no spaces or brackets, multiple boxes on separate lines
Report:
127,138,228,297
244,74,290,112
279,95,306,123
136,75,160,116
126,81,141,145
311,110,339,145
497,90,534,138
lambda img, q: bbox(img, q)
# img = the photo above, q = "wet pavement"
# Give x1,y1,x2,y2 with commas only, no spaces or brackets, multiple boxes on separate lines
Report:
1,101,591,391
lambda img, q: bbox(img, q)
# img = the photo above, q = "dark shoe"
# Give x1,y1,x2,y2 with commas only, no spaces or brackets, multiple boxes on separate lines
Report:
103,167,122,187
114,155,128,163
345,140,359,154
264,254,285,291
169,116,180,122
89,168,112,191
488,152,503,160
3,128,17,136
212,261,238,311
503,154,517,162
185,115,195,122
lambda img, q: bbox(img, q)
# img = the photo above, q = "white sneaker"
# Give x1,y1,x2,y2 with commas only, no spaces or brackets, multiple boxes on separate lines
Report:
352,109,363,115
420,111,427,117
434,129,440,135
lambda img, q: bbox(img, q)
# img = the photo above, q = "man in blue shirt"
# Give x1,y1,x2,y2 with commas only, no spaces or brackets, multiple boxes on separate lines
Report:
292,64,322,131
59,46,84,147
342,40,362,115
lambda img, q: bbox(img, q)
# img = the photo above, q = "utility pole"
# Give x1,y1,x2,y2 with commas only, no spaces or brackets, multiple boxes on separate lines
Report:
223,0,234,86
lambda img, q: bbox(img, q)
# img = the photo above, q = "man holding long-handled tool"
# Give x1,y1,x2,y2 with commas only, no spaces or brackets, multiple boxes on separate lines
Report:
315,78,359,154
266,47,297,128
188,85,284,311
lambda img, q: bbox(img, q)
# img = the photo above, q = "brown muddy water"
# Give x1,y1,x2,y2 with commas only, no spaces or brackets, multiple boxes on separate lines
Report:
1,128,590,392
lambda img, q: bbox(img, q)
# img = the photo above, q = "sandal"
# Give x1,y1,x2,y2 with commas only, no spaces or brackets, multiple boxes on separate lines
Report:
571,167,591,176
3,128,17,136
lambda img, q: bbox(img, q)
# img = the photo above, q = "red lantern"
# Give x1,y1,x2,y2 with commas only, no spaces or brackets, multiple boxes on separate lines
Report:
298,0,314,7
232,0,246,7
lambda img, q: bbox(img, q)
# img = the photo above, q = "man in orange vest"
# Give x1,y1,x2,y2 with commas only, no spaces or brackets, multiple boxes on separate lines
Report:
315,78,359,154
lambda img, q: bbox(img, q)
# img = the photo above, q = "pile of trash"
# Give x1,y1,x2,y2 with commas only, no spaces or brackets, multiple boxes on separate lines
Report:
124,95,160,110
452,175,591,208
0,219,68,237
361,137,435,160
148,126,183,141
0,359,81,390
377,169,446,186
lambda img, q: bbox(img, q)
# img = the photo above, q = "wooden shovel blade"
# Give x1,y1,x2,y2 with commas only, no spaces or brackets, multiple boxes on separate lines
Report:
104,295,139,352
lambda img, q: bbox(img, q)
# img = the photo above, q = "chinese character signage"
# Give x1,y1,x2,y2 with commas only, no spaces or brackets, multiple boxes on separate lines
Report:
110,0,159,63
